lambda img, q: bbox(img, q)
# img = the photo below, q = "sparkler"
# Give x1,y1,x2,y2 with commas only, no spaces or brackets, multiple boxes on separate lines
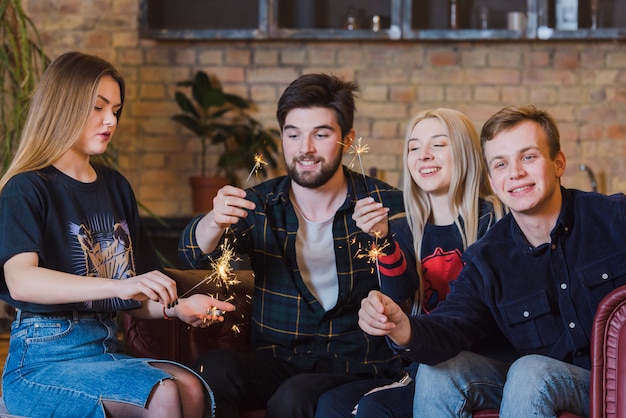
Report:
345,137,370,178
179,238,241,299
245,153,269,183
340,136,371,195
355,231,389,287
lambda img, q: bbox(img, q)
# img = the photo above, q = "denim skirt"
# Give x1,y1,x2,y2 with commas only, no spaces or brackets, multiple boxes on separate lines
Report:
2,310,214,418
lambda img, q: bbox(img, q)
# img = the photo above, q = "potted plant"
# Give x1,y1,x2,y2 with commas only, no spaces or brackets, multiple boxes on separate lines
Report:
172,70,280,213
1,0,49,173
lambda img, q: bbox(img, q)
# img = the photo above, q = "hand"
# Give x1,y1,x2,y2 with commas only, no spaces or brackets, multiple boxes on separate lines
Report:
210,185,256,230
358,290,412,345
118,270,178,307
352,197,390,238
173,294,236,328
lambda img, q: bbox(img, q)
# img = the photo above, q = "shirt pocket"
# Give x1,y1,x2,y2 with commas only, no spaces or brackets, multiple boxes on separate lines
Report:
576,253,626,308
500,290,559,351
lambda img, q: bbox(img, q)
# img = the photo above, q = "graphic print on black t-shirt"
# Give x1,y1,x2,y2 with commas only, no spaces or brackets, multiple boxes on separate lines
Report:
69,214,138,311
421,247,463,313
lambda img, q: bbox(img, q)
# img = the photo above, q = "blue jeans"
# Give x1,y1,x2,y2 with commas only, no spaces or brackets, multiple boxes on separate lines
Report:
3,310,212,418
413,351,590,418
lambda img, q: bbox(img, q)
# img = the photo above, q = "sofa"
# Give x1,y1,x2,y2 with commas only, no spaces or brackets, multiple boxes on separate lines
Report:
123,268,626,418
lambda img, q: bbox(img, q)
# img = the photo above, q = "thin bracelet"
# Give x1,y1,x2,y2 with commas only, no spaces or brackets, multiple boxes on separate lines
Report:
163,305,173,320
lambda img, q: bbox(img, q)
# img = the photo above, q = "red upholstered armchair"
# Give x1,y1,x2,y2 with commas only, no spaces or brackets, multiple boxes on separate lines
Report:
122,269,625,418
590,284,626,418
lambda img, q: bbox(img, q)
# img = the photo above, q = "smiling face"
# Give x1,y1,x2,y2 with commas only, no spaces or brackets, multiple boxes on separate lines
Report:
406,117,453,198
72,76,122,158
485,120,566,218
282,106,354,189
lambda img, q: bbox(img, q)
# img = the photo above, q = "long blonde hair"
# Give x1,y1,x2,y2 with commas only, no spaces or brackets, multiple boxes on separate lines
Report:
0,51,124,191
401,108,504,314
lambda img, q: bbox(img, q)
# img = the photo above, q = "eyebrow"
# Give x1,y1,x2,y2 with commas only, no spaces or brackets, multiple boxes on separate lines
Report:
408,133,447,142
97,94,122,108
488,145,538,165
283,124,335,131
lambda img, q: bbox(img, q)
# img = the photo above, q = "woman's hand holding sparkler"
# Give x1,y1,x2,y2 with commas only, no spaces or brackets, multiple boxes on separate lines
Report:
352,197,390,238
118,270,178,306
164,294,236,328
358,290,412,346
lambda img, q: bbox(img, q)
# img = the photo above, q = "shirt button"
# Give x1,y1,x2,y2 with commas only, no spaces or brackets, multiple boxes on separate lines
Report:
551,244,557,250
564,227,569,232
523,311,530,318
569,322,576,329
561,283,567,290
602,273,609,280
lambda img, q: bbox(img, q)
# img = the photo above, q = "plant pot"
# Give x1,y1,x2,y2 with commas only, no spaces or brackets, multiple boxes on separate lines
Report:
189,176,229,214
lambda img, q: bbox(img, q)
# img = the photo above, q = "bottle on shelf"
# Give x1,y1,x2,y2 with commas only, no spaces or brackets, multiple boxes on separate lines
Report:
449,0,459,29
555,0,578,30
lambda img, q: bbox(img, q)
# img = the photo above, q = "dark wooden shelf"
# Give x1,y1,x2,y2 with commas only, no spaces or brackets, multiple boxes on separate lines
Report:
139,0,626,41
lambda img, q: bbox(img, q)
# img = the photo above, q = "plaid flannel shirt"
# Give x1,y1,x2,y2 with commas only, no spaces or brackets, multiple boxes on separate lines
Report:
179,166,405,378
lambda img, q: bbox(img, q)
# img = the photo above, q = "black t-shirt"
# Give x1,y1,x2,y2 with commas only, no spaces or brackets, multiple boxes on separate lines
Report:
0,164,161,313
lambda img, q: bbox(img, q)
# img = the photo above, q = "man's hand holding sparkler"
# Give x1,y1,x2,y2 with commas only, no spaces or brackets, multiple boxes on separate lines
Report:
358,290,412,346
163,294,236,328
352,197,390,238
196,185,256,254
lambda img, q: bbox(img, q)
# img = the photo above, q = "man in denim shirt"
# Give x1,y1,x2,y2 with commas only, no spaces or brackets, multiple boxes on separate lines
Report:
359,105,626,417
180,74,405,418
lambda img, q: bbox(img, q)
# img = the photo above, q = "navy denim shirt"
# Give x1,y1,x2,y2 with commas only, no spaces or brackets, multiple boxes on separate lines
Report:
394,188,626,370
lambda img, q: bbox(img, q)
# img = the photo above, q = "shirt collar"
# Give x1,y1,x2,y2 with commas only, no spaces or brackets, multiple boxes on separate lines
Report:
511,186,571,256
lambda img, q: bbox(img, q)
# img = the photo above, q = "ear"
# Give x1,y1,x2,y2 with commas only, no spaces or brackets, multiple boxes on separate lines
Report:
554,150,566,178
342,129,356,154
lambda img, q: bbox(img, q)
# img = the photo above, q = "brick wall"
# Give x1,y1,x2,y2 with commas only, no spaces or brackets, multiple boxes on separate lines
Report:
24,0,626,216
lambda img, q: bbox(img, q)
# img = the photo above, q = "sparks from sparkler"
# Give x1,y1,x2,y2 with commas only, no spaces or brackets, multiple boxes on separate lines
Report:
355,231,389,287
340,137,370,195
245,153,269,183
345,137,370,178
179,237,241,299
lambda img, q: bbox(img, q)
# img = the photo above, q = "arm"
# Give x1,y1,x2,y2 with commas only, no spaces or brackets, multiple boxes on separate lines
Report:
4,252,177,307
6,252,236,325
135,294,235,327
353,199,417,306
193,185,255,254
389,261,494,365
179,185,255,268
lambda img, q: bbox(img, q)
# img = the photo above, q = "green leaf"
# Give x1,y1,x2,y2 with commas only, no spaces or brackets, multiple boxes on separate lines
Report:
224,93,249,109
204,87,226,108
174,91,199,118
172,114,204,137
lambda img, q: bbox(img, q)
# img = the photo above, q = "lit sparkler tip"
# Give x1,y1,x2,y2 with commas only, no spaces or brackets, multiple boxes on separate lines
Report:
245,153,269,183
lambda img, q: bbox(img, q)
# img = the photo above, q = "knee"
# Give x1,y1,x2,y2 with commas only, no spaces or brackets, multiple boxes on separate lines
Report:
268,375,318,415
316,390,343,415
180,372,207,405
272,374,313,402
355,394,393,418
148,378,183,411
506,355,554,389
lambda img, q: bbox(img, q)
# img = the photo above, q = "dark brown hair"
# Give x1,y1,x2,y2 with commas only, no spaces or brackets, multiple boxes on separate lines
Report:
480,105,561,160
276,73,358,138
